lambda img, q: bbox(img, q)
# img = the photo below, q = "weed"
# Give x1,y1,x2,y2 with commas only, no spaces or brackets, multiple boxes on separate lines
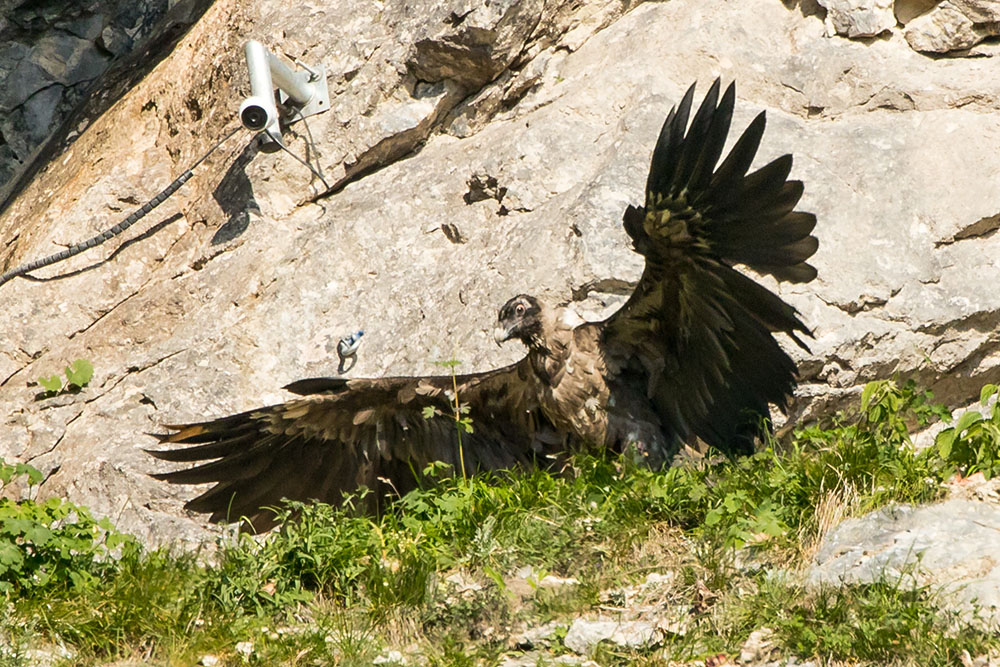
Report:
4,379,1000,664
935,383,1000,479
35,358,94,398
0,459,137,598
749,577,994,666
424,358,475,480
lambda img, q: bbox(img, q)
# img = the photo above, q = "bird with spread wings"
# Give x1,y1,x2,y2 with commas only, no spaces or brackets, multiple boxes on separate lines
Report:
149,80,818,531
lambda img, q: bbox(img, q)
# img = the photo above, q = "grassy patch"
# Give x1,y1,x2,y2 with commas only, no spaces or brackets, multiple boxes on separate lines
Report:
3,380,1000,665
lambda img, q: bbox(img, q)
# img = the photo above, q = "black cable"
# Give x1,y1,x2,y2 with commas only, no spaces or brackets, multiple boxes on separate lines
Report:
0,125,246,288
265,127,330,191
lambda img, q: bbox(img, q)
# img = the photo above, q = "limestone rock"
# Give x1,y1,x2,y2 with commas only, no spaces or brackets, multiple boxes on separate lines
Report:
820,0,1000,55
0,0,205,202
950,0,1000,23
904,1,1000,52
809,499,1000,627
562,617,662,655
22,645,75,667
513,565,581,589
960,651,1000,667
372,650,406,665
510,620,562,650
739,628,776,664
407,0,544,89
818,0,896,37
500,652,597,667
0,0,999,547
894,0,940,24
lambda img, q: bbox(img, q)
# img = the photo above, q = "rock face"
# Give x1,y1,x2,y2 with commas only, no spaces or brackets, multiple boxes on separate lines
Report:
562,617,662,655
0,0,999,546
809,498,1000,628
0,0,216,206
818,0,897,38
903,1,1000,53
819,0,1000,53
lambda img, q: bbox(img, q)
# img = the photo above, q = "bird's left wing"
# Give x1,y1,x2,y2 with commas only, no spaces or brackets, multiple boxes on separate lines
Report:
148,359,552,531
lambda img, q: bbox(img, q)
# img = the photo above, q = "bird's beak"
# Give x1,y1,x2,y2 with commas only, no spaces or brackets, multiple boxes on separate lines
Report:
493,325,510,347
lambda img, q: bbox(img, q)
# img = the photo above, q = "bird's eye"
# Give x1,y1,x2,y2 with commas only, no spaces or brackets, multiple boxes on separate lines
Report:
515,303,525,315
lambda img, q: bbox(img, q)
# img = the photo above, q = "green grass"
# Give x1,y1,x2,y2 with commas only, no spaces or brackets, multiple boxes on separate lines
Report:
3,379,1000,665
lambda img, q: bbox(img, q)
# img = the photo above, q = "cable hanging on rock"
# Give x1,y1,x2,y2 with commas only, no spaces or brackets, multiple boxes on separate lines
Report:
0,40,332,290
0,125,245,289
267,126,330,191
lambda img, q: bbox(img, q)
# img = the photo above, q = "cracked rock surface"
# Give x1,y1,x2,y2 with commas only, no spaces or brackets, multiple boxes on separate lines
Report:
817,0,1000,54
809,485,1000,629
0,0,999,545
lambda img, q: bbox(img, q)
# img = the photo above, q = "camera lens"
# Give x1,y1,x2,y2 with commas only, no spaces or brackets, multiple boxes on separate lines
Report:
240,105,268,131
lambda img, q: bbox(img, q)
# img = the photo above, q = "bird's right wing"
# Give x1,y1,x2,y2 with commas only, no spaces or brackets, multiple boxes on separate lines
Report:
602,79,818,454
148,358,555,531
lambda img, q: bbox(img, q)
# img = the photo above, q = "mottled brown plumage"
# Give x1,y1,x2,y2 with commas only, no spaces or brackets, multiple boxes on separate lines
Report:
149,79,817,531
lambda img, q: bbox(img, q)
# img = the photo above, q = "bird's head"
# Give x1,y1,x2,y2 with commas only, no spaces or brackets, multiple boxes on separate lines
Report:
494,294,543,347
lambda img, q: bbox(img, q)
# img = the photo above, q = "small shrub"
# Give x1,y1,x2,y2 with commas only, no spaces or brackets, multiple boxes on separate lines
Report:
935,383,1000,478
0,459,137,597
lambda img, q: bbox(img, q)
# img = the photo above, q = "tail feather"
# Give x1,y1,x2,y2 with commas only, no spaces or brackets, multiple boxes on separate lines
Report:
715,211,814,245
747,181,804,222
192,463,294,520
718,267,812,351
723,236,818,268
717,222,816,256
184,480,239,514
145,431,257,462
738,154,793,203
156,412,257,444
153,443,275,484
688,82,736,195
709,151,815,282
284,377,350,395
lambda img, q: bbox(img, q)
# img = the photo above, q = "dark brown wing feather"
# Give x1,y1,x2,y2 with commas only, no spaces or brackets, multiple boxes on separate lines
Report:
605,79,817,455
148,359,553,531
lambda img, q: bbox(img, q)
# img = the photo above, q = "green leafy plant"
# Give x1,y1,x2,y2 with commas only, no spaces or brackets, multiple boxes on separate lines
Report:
64,359,94,389
935,383,1000,478
35,358,94,398
0,458,136,597
861,377,951,438
38,374,63,394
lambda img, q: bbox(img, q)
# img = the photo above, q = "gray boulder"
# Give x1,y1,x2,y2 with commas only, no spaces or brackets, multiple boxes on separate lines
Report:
810,499,1000,628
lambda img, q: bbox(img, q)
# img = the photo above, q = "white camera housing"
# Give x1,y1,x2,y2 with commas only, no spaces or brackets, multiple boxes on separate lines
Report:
239,40,329,152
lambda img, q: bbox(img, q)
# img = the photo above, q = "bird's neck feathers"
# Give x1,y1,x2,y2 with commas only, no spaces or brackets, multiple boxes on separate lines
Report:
526,303,580,358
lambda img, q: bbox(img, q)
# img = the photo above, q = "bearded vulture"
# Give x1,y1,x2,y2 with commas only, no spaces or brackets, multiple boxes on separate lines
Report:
149,80,818,531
